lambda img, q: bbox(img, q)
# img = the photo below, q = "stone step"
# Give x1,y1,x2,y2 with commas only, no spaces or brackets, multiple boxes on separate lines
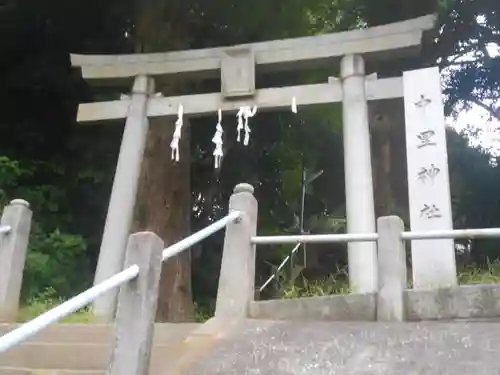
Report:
0,368,103,375
0,342,184,370
0,323,200,344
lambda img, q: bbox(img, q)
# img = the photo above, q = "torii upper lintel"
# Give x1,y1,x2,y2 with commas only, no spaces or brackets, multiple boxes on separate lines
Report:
71,14,436,84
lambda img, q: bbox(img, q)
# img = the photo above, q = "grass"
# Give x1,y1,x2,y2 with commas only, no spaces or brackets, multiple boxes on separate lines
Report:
282,275,351,299
17,295,94,323
16,262,500,323
457,261,500,285
281,261,500,298
17,296,211,323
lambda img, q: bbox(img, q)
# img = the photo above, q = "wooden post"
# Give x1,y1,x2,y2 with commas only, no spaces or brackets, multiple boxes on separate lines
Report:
215,183,258,319
376,216,407,322
108,231,163,375
93,75,155,321
0,199,33,322
340,54,378,294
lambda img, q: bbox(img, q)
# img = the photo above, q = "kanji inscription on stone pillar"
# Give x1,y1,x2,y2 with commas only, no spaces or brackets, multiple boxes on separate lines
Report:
403,66,457,289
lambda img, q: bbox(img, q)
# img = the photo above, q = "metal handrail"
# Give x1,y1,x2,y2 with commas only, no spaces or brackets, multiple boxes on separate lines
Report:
0,225,11,234
0,211,241,353
252,232,378,245
0,265,139,352
253,226,500,246
162,210,241,261
402,227,500,240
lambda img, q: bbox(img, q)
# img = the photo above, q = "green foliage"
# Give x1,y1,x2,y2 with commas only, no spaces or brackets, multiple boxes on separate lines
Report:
22,226,88,299
17,288,94,323
193,302,214,323
0,156,91,301
457,261,500,285
282,275,351,299
434,0,500,120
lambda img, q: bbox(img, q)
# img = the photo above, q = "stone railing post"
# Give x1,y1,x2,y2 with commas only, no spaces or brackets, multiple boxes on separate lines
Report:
0,199,32,322
215,183,258,319
108,231,164,375
376,216,407,322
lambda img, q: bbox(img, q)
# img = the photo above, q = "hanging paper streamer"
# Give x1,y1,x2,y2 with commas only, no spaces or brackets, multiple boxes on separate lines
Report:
236,107,244,143
212,109,223,169
291,96,298,113
236,105,258,146
170,104,184,162
243,105,257,146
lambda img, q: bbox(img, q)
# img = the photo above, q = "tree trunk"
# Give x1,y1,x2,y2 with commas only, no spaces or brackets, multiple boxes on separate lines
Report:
369,99,409,222
370,98,412,281
132,117,194,322
132,0,194,322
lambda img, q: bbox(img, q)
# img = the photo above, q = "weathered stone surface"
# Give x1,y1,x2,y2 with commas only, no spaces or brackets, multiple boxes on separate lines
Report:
249,294,376,321
377,216,406,322
403,67,457,289
0,200,32,322
0,323,200,343
215,184,258,319
71,15,436,82
182,319,500,375
341,54,377,295
92,76,155,321
221,48,255,98
405,284,500,321
108,232,164,375
77,77,404,122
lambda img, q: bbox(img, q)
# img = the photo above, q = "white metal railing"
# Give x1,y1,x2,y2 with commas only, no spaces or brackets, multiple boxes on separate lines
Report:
402,227,500,240
255,226,500,292
0,210,241,353
162,210,241,261
252,232,378,245
252,226,500,245
0,225,11,234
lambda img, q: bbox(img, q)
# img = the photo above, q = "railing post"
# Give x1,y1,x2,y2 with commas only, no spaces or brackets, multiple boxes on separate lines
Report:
376,216,407,322
108,232,163,375
0,199,32,322
215,183,258,319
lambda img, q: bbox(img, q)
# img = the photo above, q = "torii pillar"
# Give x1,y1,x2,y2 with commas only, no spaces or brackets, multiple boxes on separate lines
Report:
340,55,378,294
93,75,155,319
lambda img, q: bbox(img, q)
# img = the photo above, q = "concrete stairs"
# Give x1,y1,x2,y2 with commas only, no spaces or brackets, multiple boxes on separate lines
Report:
0,323,201,375
3,316,500,375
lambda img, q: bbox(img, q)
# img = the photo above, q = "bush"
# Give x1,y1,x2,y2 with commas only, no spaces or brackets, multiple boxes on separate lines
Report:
0,156,92,302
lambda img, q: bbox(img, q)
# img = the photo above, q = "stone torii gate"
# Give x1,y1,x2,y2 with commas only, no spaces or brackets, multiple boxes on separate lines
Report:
71,14,454,320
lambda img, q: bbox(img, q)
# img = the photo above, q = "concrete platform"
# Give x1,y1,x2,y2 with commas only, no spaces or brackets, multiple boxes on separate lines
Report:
177,319,500,375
